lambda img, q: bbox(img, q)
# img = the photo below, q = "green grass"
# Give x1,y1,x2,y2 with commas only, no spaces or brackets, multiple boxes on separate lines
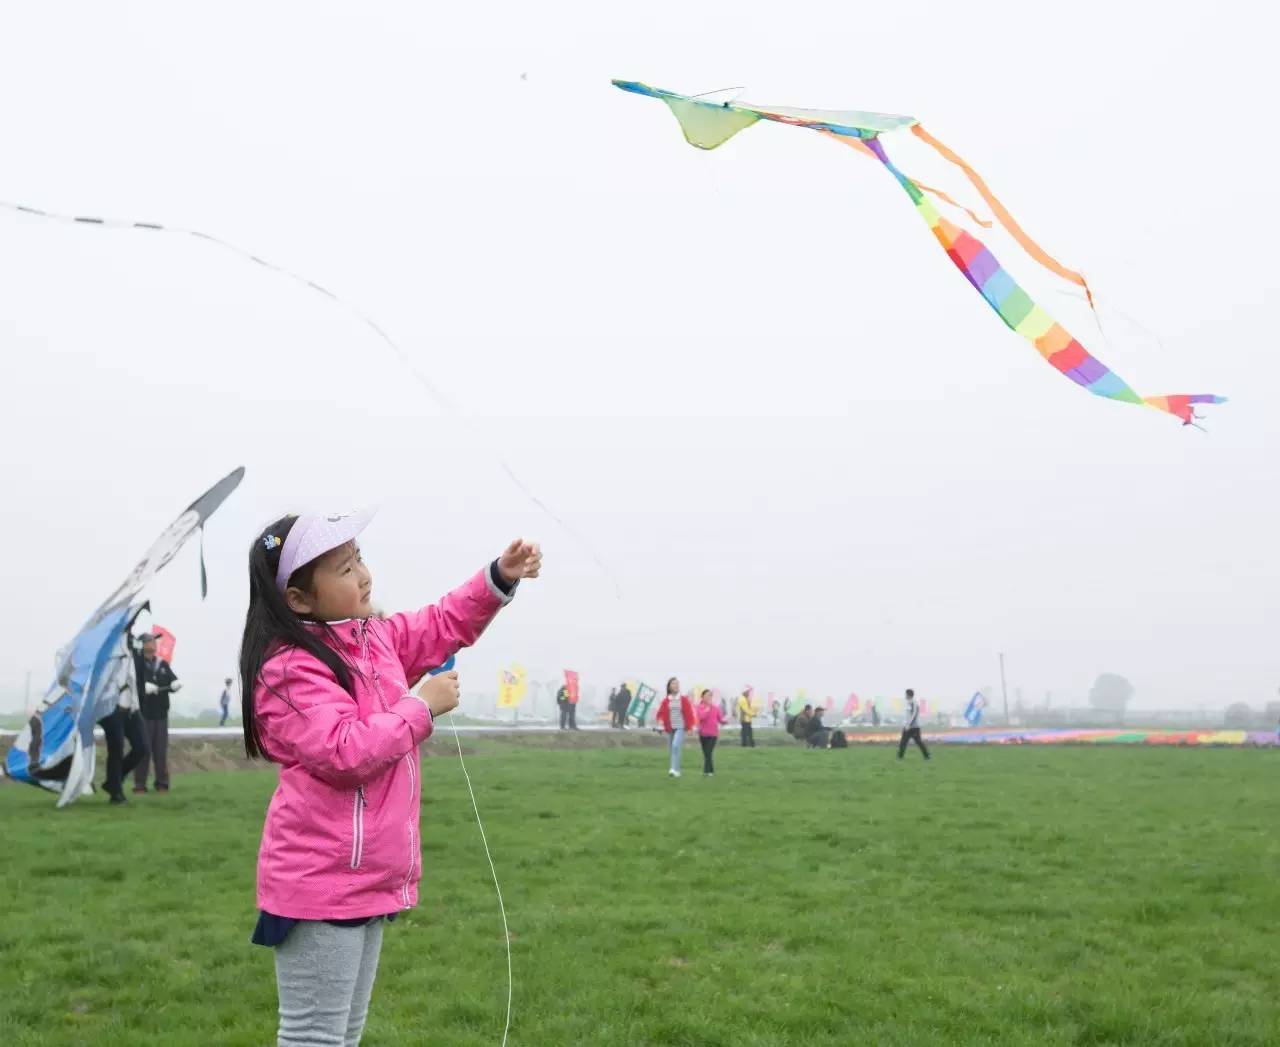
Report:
2,742,1278,1045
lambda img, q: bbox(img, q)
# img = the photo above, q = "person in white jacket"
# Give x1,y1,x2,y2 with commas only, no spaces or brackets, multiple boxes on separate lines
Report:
97,630,151,804
897,689,931,760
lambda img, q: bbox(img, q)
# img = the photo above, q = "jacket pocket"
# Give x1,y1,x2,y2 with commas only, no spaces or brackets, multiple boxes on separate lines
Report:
350,786,366,870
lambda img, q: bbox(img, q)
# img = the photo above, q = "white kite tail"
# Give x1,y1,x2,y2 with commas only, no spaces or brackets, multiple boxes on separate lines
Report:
447,712,512,1047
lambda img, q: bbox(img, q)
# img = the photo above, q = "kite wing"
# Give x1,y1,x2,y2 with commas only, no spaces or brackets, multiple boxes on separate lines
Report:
612,79,1224,425
611,80,915,146
80,465,244,628
3,467,244,806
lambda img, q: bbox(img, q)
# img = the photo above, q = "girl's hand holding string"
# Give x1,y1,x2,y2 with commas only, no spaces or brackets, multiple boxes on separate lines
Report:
497,539,542,583
418,671,461,717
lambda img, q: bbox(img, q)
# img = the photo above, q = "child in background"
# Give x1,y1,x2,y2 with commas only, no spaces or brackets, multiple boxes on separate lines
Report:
696,688,727,776
655,677,695,779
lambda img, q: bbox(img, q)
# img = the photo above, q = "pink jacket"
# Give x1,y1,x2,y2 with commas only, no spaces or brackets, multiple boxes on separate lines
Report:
254,568,513,919
696,702,726,737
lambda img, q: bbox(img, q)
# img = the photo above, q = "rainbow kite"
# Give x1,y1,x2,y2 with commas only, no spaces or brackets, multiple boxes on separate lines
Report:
613,80,1225,426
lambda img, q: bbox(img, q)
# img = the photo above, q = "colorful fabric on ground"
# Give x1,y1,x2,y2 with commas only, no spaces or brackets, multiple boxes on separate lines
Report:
612,79,1224,426
838,727,1275,747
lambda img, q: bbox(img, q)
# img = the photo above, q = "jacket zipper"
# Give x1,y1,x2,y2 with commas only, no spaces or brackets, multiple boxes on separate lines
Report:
359,620,390,712
350,785,366,870
350,619,409,894
400,753,417,906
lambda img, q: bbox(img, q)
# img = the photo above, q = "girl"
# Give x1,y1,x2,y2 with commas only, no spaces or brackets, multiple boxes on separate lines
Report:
239,510,541,1046
696,689,726,776
654,677,695,779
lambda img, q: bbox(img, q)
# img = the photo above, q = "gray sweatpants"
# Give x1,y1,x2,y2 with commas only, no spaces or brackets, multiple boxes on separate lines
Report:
274,918,384,1046
133,716,169,789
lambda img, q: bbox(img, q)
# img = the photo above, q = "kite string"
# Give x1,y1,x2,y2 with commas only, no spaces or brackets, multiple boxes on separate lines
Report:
0,199,619,593
447,712,513,1047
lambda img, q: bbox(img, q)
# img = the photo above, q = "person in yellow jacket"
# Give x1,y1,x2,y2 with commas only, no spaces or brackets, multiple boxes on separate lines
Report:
737,687,757,748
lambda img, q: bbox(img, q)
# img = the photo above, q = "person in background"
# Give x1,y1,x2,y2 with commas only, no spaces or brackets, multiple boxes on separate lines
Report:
617,681,633,729
557,683,572,730
655,677,695,778
133,632,181,793
790,704,813,742
897,688,931,761
98,636,149,805
219,677,233,726
771,699,780,727
806,705,829,749
607,687,620,728
737,687,757,748
697,689,727,776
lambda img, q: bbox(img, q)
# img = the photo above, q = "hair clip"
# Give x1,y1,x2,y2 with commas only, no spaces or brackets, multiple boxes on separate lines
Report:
263,534,282,551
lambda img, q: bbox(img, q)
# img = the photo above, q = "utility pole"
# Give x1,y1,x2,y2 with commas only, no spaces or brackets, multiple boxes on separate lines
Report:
24,670,32,711
998,652,1010,725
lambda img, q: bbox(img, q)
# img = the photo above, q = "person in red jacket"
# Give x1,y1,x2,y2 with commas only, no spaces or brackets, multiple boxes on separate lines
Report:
655,676,695,778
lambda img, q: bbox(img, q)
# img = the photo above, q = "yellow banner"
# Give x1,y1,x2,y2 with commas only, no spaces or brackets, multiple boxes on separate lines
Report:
497,665,528,708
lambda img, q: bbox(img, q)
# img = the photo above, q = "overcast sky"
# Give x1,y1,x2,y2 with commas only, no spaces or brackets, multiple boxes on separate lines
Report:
2,1,1276,717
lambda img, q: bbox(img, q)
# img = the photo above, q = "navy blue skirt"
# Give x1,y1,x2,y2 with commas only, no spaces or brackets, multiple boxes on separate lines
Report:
251,910,396,948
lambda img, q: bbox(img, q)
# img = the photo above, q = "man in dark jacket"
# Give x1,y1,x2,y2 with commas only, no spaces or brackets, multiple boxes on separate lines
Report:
132,633,181,792
616,682,632,729
556,684,578,731
790,705,813,742
806,707,828,749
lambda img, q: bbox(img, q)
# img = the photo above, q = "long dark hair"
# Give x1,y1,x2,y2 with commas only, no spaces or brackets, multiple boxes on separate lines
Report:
239,515,357,760
666,676,679,696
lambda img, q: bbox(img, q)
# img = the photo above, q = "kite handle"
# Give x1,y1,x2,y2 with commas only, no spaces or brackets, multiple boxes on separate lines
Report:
427,656,456,677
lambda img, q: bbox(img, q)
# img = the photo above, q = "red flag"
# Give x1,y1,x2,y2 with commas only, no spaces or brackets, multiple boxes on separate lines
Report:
564,669,580,705
151,625,177,665
842,692,860,717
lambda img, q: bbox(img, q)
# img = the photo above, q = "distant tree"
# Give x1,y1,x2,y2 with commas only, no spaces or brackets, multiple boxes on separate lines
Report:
1223,702,1254,728
1088,674,1134,720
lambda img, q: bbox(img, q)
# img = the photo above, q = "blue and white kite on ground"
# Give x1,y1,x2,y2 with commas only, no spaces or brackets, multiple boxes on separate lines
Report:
3,467,244,807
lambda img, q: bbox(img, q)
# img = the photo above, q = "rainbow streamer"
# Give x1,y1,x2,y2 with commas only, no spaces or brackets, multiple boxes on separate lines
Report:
613,79,1225,426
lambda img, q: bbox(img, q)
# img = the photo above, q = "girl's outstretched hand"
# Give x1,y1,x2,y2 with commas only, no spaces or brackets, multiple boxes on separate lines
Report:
418,671,460,717
497,539,542,583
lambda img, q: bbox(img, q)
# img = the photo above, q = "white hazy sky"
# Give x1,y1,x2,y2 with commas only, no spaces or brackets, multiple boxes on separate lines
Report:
2,1,1277,716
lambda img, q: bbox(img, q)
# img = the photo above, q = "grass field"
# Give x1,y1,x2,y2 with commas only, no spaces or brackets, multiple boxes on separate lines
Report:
2,737,1278,1046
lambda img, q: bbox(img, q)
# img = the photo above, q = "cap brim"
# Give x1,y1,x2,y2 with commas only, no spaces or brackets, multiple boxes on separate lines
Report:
279,509,376,588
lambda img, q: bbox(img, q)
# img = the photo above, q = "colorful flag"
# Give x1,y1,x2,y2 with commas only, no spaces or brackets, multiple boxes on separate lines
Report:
629,682,657,723
151,625,176,665
842,693,860,717
497,665,528,708
564,669,580,705
963,692,987,726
